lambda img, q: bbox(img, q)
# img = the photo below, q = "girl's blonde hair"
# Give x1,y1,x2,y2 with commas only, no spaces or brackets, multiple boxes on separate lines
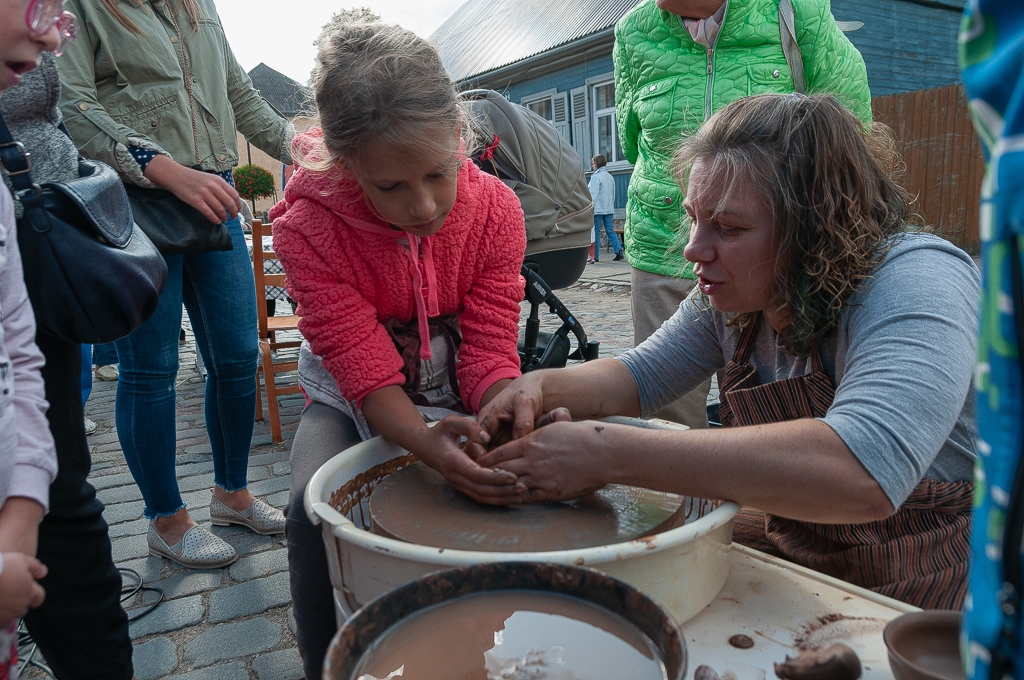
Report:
303,20,471,171
673,93,915,355
101,0,203,35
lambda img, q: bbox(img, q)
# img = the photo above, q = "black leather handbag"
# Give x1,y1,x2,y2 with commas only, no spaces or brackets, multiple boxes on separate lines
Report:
124,185,233,255
0,114,168,345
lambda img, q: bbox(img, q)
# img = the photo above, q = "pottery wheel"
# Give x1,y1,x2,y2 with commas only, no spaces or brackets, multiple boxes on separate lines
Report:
368,462,686,552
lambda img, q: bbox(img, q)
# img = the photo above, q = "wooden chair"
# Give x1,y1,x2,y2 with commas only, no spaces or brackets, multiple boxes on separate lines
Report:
251,218,302,442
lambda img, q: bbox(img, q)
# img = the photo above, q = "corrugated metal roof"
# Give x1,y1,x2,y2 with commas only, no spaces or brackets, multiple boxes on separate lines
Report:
248,63,311,118
431,0,641,83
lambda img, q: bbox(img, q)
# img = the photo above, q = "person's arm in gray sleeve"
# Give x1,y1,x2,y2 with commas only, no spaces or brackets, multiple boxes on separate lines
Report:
617,293,725,415
822,239,978,507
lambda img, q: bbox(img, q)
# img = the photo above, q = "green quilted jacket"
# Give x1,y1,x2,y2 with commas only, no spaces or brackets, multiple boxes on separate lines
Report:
614,0,872,277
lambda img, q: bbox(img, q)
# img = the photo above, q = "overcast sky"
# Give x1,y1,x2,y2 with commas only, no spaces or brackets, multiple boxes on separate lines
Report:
216,0,466,86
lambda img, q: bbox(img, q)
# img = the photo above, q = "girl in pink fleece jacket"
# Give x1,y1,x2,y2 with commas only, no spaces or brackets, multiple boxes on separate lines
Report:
269,20,527,678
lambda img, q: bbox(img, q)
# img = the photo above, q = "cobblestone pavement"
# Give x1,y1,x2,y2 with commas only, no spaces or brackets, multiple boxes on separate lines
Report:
58,276,709,679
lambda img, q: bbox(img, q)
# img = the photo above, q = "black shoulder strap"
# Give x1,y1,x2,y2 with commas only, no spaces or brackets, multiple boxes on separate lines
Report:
0,112,50,229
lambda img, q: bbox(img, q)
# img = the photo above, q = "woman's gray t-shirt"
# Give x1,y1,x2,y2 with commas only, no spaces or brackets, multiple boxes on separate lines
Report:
618,233,978,507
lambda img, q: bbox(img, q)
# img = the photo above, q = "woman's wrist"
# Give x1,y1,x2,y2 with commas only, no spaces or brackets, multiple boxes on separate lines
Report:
142,153,180,187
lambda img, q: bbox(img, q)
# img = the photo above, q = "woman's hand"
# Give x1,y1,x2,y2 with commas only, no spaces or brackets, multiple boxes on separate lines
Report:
477,373,547,446
144,155,242,224
476,420,609,503
414,415,521,505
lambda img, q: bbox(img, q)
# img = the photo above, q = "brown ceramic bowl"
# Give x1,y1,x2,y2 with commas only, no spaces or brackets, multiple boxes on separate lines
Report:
323,561,686,680
883,610,965,680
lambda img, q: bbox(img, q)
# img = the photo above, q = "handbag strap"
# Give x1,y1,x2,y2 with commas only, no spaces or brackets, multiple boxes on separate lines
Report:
0,112,51,232
778,0,807,94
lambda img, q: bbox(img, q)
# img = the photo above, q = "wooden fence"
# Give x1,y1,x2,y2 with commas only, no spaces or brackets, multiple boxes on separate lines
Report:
872,84,985,254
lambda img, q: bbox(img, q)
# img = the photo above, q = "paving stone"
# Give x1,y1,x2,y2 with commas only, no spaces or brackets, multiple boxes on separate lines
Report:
184,443,213,455
253,648,304,680
208,571,290,622
97,483,144,505
248,450,291,466
91,471,137,490
129,594,204,638
132,636,179,680
86,431,120,446
247,466,272,482
177,473,215,493
265,489,289,508
146,570,222,601
176,453,213,464
164,662,249,680
229,548,288,581
183,617,281,666
272,460,291,475
209,523,248,538
180,489,213,509
117,555,164,583
248,475,291,496
111,533,150,562
226,531,275,556
108,517,148,539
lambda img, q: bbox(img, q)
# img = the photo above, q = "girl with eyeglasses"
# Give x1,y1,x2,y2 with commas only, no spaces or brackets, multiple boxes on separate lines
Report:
54,0,295,571
0,0,68,676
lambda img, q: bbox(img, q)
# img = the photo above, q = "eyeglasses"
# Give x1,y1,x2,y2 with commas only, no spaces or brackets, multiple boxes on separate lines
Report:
25,0,79,57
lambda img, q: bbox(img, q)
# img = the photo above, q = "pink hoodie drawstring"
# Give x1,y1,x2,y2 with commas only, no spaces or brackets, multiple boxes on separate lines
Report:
330,208,440,360
405,233,439,360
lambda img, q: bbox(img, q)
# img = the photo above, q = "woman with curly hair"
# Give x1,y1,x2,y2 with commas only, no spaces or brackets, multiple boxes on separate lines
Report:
471,93,978,610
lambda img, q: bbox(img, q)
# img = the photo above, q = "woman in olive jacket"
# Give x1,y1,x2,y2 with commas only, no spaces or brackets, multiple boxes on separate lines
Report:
57,0,292,569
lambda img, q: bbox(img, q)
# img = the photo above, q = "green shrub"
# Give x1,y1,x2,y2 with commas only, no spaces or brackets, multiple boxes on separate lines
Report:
233,164,276,202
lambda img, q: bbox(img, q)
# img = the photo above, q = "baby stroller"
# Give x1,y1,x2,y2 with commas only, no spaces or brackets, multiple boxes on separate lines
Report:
461,89,601,372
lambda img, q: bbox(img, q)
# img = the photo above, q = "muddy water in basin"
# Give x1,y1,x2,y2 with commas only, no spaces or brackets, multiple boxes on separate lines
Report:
352,590,668,680
368,462,684,552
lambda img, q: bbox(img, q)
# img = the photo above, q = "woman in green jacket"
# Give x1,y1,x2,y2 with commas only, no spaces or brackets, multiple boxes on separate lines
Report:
57,0,292,569
615,0,871,428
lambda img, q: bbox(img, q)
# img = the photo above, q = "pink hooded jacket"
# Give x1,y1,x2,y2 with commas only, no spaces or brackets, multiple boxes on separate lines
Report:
270,129,526,413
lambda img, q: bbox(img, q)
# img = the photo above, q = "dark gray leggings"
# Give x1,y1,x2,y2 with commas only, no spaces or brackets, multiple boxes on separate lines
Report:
285,401,362,680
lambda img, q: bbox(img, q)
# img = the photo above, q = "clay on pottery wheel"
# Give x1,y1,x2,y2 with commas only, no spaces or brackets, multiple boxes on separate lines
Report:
368,462,686,552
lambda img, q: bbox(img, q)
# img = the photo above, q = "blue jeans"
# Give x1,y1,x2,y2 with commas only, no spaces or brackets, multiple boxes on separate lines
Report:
593,213,621,260
92,342,118,366
114,217,259,519
80,344,92,405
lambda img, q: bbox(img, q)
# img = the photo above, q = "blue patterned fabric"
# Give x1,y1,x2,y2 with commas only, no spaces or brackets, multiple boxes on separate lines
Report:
126,145,235,187
961,2,1024,677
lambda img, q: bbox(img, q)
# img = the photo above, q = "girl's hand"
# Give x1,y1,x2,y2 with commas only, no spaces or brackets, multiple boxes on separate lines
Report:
144,155,243,224
0,552,46,626
476,420,608,503
417,415,521,505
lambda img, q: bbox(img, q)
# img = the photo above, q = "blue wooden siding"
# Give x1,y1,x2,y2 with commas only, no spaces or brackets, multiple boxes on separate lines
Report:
833,0,964,95
503,53,614,103
613,172,630,210
500,0,965,204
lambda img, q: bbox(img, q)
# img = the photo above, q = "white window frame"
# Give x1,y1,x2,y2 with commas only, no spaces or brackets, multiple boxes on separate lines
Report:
587,74,630,172
521,88,570,144
521,88,558,121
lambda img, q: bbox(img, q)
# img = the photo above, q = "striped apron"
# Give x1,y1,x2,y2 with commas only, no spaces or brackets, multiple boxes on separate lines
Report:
720,316,972,609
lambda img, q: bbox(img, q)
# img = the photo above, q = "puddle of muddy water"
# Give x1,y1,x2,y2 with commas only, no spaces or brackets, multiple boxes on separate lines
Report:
352,591,668,680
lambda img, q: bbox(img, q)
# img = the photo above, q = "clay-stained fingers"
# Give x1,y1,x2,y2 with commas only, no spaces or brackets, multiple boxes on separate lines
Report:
439,414,491,448
535,407,572,429
449,474,524,505
474,438,526,469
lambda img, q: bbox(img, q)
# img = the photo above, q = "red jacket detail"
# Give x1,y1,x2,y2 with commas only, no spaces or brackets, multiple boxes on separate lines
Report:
269,130,526,413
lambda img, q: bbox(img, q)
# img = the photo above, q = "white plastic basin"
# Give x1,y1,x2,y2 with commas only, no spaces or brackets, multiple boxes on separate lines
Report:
305,417,738,625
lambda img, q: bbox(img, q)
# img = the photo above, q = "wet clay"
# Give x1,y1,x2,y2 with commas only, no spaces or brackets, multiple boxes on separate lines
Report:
352,590,668,680
368,462,686,552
